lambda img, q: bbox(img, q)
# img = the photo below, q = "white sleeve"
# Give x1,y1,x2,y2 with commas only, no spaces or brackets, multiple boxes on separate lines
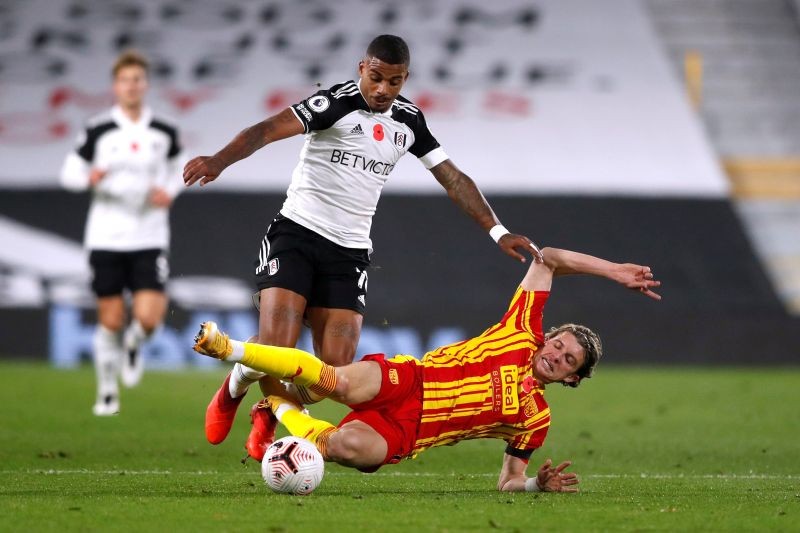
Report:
161,153,186,199
60,152,91,191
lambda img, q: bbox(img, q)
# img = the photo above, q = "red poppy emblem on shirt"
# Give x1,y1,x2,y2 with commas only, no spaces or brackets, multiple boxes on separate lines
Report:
521,376,536,393
373,124,384,141
131,142,139,152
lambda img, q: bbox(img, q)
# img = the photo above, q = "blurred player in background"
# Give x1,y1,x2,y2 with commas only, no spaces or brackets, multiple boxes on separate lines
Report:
60,50,184,416
183,34,542,455
193,246,661,490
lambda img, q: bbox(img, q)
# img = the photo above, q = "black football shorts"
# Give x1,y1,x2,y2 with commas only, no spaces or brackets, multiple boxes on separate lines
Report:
254,214,370,314
89,249,169,297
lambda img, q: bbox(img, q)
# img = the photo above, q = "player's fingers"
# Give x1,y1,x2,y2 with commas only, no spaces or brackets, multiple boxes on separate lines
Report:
528,241,544,263
560,486,579,493
540,458,553,472
503,246,527,264
645,289,662,301
554,460,572,473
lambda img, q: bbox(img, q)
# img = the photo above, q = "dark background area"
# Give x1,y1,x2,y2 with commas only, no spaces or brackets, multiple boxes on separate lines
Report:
1,190,794,364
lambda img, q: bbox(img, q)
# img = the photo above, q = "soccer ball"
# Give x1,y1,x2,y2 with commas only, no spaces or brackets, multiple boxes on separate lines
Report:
261,436,324,495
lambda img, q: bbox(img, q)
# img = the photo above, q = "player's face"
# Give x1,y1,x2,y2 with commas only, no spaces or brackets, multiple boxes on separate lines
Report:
113,65,148,110
533,332,586,385
358,56,409,113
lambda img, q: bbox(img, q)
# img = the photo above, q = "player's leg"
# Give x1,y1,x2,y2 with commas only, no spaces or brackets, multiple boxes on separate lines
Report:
93,296,125,415
122,249,169,387
263,396,386,468
89,251,127,416
205,216,313,444
194,327,382,402
289,241,369,402
122,289,166,387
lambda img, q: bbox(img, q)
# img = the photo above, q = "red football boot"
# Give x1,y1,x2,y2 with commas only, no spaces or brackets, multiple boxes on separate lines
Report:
245,399,278,462
205,372,245,444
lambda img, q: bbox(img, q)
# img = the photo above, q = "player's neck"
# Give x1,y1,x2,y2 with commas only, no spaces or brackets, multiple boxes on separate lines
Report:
119,103,144,123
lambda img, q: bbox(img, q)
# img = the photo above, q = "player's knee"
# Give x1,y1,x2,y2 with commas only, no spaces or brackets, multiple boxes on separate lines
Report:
326,430,367,464
322,348,356,367
137,316,161,334
331,371,350,400
98,313,124,332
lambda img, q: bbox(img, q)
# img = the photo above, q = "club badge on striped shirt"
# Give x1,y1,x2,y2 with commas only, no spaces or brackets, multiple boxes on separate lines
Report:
267,258,279,276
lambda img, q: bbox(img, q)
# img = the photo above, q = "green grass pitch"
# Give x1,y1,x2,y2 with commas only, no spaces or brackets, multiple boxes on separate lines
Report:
1,361,798,532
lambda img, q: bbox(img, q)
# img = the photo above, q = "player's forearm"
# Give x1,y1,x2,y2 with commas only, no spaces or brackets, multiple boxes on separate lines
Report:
212,121,272,169
497,476,529,492
541,247,619,280
433,161,498,230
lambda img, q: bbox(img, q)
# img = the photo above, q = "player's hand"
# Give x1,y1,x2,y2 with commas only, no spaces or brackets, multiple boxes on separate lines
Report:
498,233,544,264
613,263,662,300
535,458,579,493
149,187,173,208
89,167,107,186
183,156,225,187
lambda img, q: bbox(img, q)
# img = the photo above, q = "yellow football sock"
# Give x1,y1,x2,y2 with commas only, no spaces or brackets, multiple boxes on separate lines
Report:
267,396,338,459
241,343,337,398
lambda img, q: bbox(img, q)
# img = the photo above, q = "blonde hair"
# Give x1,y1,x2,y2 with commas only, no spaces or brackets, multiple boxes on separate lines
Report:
112,50,149,78
545,323,602,388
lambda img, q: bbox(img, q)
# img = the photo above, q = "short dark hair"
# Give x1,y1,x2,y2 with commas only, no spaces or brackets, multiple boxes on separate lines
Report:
366,34,410,67
545,323,603,388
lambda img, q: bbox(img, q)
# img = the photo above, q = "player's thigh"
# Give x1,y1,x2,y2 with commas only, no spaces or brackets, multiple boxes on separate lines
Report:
329,419,388,467
332,360,382,404
96,295,126,331
305,307,363,366
257,287,307,346
89,250,126,300
131,289,167,331
128,249,169,293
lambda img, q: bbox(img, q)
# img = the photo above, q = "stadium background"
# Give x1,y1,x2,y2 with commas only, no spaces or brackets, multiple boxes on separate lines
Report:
1,0,798,370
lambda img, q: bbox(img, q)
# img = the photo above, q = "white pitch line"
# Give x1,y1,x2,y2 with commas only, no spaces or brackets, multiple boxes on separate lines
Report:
1,470,799,480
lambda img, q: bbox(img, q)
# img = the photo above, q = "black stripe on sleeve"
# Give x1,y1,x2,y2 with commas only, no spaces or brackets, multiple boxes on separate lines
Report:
150,119,182,158
76,121,117,162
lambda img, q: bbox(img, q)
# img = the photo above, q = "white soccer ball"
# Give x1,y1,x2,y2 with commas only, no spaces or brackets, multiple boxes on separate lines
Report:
261,436,324,495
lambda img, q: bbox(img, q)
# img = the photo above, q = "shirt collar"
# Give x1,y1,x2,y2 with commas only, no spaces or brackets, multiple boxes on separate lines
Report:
111,104,152,128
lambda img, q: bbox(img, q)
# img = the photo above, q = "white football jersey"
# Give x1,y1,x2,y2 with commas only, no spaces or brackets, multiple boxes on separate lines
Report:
284,80,448,250
60,105,183,251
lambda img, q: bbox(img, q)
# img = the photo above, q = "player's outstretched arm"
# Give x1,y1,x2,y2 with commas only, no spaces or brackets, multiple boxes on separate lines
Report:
522,247,662,300
183,108,304,187
497,454,579,493
429,159,543,263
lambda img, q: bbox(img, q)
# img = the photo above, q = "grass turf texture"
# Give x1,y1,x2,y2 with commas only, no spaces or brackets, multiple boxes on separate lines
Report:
1,362,798,532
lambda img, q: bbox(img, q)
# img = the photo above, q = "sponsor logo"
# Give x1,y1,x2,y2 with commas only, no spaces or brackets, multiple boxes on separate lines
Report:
491,365,519,415
307,95,330,112
267,258,279,276
349,123,364,135
394,132,406,148
373,123,384,141
388,368,399,385
330,149,395,176
296,103,312,121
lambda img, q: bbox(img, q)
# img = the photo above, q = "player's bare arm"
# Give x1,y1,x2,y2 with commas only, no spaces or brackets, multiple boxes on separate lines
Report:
497,454,579,493
522,247,662,300
183,108,304,187
430,159,543,263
